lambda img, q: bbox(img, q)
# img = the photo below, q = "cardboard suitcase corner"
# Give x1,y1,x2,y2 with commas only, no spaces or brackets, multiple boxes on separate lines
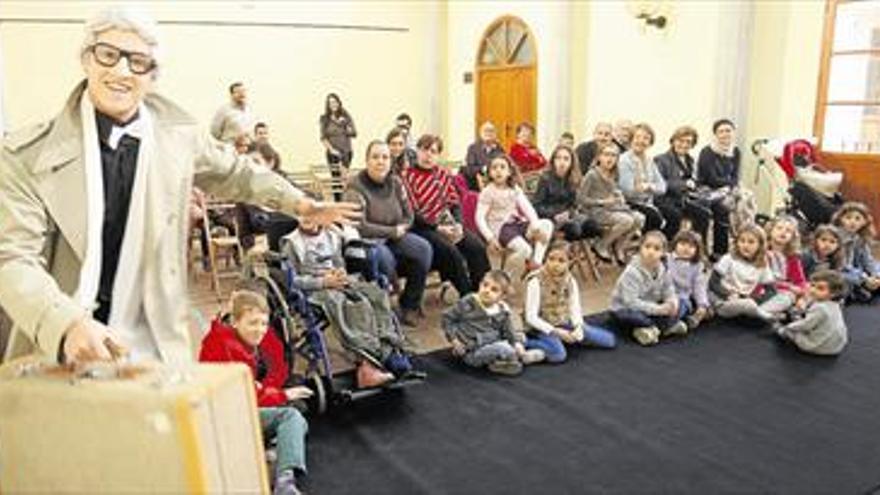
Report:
0,358,270,494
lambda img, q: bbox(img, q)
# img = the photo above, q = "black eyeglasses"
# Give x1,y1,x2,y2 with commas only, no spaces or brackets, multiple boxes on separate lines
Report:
89,42,156,75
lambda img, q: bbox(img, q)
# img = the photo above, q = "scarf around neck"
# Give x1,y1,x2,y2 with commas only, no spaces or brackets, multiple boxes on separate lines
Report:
77,93,154,359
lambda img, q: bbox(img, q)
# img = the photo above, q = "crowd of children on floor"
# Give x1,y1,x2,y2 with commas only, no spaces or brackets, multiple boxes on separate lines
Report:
197,114,879,495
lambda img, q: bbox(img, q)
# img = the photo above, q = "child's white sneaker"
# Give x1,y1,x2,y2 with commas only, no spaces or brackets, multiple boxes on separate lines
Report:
632,326,660,346
520,349,546,365
663,321,688,337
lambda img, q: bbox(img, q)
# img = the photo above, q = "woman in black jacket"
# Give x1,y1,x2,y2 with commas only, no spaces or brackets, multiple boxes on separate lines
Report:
533,145,602,243
654,126,711,242
696,118,741,258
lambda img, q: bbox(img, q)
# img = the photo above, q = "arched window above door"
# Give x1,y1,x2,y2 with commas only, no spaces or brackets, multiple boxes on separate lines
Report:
477,16,536,68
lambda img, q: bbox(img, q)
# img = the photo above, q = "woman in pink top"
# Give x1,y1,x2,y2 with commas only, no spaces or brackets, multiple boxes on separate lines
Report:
476,155,554,274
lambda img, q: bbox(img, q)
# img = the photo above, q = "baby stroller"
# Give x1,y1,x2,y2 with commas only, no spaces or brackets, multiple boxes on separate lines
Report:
751,138,844,235
244,240,426,414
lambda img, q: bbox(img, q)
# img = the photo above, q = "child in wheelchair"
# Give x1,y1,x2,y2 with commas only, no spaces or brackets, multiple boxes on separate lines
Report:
281,217,423,390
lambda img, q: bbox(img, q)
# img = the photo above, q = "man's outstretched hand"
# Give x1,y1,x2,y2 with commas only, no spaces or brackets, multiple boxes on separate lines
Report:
297,199,362,226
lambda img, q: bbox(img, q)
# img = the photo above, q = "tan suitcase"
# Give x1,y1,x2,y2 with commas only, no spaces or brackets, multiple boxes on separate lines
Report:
0,359,270,494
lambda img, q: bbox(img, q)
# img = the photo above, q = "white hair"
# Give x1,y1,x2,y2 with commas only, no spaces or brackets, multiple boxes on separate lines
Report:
80,6,162,76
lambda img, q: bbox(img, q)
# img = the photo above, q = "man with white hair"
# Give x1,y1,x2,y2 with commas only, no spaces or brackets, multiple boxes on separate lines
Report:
0,7,359,370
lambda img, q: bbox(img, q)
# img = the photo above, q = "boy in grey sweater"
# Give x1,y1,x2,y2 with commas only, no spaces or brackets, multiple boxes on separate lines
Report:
442,270,544,375
777,270,849,356
610,231,688,345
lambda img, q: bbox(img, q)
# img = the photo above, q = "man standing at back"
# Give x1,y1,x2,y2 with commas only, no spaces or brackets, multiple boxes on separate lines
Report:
211,81,255,143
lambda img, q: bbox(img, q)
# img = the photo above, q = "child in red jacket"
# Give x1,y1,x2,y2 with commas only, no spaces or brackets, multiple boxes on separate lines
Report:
199,289,310,495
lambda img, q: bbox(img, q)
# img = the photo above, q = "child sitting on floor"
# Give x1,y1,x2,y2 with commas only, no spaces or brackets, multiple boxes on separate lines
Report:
523,241,617,364
199,289,310,495
610,231,687,346
442,270,545,375
764,215,808,313
476,155,554,274
776,269,848,356
709,224,790,322
667,230,711,330
831,202,880,303
281,217,415,389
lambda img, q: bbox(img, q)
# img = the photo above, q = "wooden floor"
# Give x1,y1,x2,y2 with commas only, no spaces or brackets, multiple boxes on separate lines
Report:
187,235,622,366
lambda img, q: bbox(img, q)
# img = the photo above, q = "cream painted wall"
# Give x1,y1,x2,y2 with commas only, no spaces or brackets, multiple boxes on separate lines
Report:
579,2,727,152
745,0,824,211
2,0,825,191
0,0,446,171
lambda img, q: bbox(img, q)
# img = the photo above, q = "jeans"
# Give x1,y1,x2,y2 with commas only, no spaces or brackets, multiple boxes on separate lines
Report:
374,233,433,310
611,308,680,333
260,407,308,476
462,341,517,368
413,226,489,295
525,320,617,363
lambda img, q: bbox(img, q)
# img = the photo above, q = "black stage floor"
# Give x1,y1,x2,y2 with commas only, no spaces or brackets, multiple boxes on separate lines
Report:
305,304,880,495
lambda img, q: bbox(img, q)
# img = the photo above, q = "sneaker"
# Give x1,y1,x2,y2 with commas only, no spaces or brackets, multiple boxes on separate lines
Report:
685,315,700,330
520,348,545,365
632,326,660,346
663,321,688,337
273,468,301,495
487,359,523,376
356,361,395,389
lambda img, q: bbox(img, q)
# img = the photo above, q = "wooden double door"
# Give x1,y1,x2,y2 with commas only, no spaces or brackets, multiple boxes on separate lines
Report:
475,16,538,152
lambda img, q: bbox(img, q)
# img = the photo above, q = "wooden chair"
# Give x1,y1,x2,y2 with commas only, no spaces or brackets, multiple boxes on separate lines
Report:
570,239,602,283
203,202,245,300
310,163,347,200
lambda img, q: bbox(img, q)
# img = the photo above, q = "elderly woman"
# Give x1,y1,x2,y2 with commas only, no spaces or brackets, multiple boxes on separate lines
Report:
617,122,667,233
574,121,614,175
462,121,505,191
697,118,741,258
403,135,490,297
654,126,711,241
344,141,432,325
0,6,357,367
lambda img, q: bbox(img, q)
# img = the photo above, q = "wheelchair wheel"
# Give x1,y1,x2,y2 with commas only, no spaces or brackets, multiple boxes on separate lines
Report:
306,374,328,415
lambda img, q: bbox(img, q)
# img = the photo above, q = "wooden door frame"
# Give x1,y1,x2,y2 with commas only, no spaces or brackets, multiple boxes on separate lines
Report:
474,15,539,141
812,0,880,219
813,0,880,162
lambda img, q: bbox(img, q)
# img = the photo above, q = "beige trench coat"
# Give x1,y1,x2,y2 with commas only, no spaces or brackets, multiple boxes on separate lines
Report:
0,81,304,363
